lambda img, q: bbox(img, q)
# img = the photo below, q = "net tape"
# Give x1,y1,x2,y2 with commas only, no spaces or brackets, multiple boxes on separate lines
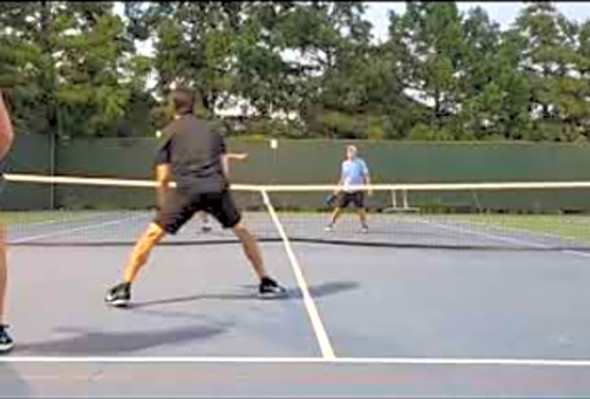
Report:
4,173,590,251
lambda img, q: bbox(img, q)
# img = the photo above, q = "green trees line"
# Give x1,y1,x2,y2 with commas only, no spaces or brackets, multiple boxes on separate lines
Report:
1,1,590,141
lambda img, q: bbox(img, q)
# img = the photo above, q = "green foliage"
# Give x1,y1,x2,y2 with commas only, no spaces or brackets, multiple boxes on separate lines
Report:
0,1,589,142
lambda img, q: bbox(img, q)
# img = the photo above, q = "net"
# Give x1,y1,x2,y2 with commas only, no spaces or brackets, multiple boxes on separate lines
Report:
4,173,590,251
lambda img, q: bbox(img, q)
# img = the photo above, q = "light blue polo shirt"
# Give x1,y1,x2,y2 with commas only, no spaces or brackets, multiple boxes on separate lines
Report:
341,158,369,192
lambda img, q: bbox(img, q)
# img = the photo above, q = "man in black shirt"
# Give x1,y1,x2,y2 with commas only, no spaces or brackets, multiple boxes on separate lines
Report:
105,87,286,307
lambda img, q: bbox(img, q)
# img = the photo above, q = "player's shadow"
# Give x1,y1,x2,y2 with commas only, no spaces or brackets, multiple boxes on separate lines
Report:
132,281,360,309
14,324,230,356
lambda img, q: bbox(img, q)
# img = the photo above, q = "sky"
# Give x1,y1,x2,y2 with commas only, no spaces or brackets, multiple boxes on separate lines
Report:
120,2,590,56
113,2,590,114
365,2,590,43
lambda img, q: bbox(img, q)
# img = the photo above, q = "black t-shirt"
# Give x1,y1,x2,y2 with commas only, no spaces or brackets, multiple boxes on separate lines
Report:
155,114,228,193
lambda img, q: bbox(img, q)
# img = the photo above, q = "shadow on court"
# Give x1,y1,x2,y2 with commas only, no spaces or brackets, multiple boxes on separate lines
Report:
13,324,230,356
131,281,361,309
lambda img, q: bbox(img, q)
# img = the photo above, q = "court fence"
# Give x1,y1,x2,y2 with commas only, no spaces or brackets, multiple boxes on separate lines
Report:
6,135,590,212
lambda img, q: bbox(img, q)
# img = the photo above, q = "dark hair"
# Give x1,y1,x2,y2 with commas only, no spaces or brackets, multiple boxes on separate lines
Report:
171,86,195,115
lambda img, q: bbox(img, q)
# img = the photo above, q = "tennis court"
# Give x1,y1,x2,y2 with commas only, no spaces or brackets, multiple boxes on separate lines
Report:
1,175,590,397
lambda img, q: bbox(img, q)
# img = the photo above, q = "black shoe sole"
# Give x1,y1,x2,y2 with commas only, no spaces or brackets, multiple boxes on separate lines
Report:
258,289,288,300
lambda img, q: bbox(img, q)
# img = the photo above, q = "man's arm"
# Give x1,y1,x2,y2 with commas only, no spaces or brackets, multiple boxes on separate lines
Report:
154,138,173,210
0,91,15,161
222,152,248,179
155,163,172,210
221,155,230,178
334,163,344,194
218,135,230,178
226,152,248,162
363,161,372,196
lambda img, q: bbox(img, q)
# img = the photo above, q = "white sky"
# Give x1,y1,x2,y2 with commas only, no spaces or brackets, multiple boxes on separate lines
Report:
118,2,590,55
366,2,590,43
113,2,590,115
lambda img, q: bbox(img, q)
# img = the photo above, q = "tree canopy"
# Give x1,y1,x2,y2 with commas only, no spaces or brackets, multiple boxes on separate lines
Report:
1,1,590,142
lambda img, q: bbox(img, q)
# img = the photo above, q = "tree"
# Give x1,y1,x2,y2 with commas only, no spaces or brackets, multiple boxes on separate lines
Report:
400,2,467,132
0,2,148,138
460,7,503,139
514,1,587,141
57,2,135,137
130,2,242,118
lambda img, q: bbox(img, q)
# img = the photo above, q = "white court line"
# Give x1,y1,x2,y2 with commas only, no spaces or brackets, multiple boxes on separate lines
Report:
11,213,148,244
412,217,590,259
3,356,590,367
261,191,336,360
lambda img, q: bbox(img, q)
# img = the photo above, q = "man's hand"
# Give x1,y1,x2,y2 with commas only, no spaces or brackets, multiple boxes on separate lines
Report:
365,176,373,197
228,152,248,162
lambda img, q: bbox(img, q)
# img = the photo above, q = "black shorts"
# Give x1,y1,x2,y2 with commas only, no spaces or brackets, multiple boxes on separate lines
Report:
337,191,365,209
154,189,241,234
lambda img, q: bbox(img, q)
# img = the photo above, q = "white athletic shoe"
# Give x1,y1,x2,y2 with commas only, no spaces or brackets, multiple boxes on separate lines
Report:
325,225,333,232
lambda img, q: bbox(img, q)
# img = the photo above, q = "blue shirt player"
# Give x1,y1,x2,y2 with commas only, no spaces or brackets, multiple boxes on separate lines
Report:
326,145,372,233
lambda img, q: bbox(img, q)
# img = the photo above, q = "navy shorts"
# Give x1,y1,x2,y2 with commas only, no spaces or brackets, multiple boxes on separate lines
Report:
336,191,365,209
154,189,241,234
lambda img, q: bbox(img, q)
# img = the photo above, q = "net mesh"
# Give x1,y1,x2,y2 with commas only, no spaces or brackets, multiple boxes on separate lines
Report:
4,173,590,251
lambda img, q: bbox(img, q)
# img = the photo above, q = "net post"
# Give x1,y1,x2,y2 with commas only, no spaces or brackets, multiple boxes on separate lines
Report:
403,189,409,210
49,128,56,210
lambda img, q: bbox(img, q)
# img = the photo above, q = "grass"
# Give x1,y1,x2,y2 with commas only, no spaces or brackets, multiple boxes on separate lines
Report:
455,214,590,244
2,209,589,245
0,211,66,226
0,210,131,226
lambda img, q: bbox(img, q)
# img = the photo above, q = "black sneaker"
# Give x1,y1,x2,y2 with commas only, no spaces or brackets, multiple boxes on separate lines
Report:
105,282,131,308
201,224,213,233
0,325,14,354
258,277,287,299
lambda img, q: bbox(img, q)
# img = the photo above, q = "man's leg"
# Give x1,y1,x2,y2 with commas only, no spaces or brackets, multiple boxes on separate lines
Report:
233,221,267,279
211,190,286,298
0,222,6,323
232,221,286,298
356,208,368,230
326,193,348,231
327,207,344,229
354,192,369,231
0,216,13,352
123,223,166,284
106,223,166,307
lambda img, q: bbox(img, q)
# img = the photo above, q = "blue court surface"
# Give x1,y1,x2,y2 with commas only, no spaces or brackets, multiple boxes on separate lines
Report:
2,213,590,398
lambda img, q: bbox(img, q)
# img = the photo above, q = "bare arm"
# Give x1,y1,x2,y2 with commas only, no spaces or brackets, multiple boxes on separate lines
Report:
155,163,172,210
221,155,230,178
222,152,248,178
226,152,248,162
335,164,344,194
363,162,372,196
0,91,15,160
